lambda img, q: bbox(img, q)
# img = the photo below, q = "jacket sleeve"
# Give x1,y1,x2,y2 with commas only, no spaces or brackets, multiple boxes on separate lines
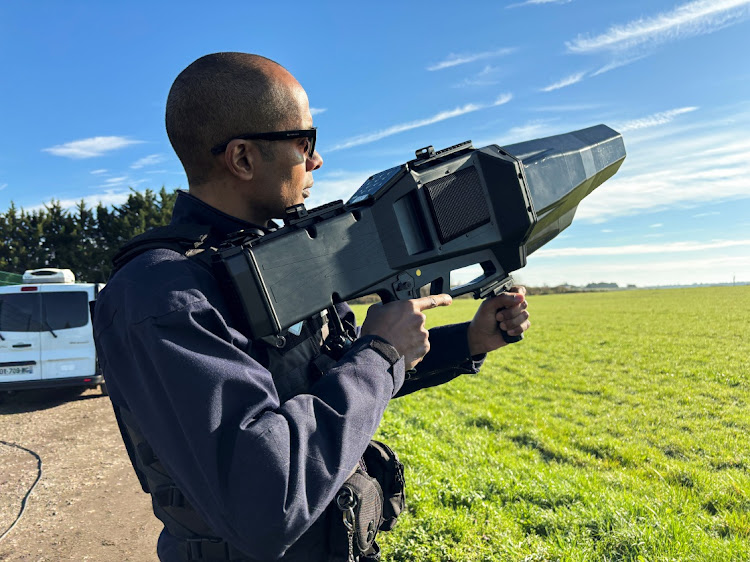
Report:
334,302,485,397
95,257,405,560
397,322,486,396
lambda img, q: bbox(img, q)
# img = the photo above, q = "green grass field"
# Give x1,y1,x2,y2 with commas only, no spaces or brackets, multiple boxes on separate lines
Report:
351,286,750,561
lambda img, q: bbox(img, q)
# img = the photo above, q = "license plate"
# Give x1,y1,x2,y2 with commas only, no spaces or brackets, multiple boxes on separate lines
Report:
0,366,34,375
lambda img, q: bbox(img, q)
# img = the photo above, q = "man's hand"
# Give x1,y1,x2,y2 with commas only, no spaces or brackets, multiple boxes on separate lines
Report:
467,286,530,356
360,294,453,370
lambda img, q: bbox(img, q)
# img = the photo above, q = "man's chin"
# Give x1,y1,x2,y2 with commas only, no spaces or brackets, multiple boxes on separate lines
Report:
302,188,311,198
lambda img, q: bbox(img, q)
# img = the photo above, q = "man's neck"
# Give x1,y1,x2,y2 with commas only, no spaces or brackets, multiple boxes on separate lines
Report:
188,182,270,227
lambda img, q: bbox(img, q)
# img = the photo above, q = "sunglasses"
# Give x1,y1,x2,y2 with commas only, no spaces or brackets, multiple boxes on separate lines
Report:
211,127,317,158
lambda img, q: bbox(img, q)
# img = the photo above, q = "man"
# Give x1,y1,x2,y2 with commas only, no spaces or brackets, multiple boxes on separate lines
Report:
93,52,530,561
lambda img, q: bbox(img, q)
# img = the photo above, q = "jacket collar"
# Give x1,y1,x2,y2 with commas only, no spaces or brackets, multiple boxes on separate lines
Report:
170,190,278,238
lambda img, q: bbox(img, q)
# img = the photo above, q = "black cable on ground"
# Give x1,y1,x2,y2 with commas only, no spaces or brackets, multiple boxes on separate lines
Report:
0,440,43,542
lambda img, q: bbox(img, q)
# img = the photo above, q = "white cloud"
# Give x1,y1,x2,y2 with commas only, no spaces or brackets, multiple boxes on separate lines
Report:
540,71,587,92
577,169,749,222
453,77,500,89
311,107,327,116
104,176,129,184
571,106,750,222
578,168,747,221
650,223,664,228
534,240,750,258
329,95,512,151
25,190,134,213
504,121,553,141
0,183,7,191
131,154,165,169
589,255,749,274
612,113,749,171
43,136,144,159
591,54,648,76
475,119,559,147
90,169,108,175
493,93,513,106
532,103,603,112
566,0,750,54
427,48,515,71
616,107,698,131
508,0,572,7
693,211,721,218
522,254,749,286
453,66,503,88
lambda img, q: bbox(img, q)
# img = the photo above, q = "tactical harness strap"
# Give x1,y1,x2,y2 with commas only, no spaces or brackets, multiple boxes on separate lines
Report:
111,223,219,274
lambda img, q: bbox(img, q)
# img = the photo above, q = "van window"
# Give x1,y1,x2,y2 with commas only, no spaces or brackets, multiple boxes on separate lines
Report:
43,292,89,330
0,291,89,332
0,293,42,332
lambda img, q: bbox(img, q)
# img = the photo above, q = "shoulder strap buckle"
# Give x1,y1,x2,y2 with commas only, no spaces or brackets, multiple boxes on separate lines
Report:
153,485,188,509
219,228,266,249
183,537,245,561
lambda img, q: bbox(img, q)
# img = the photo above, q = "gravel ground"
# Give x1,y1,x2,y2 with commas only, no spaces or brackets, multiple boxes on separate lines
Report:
0,387,162,561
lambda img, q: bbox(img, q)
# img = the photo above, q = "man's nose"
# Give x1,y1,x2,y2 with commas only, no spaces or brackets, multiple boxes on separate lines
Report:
308,150,323,171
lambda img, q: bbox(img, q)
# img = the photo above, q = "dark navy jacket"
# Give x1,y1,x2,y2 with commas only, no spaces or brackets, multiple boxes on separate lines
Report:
93,191,484,560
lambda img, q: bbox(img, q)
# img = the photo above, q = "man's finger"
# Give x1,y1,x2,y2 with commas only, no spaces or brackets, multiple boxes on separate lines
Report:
489,292,525,307
499,309,530,330
496,300,528,321
510,285,527,296
413,293,453,311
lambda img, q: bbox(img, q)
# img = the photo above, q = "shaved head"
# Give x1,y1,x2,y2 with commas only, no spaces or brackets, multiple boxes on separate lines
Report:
166,52,302,185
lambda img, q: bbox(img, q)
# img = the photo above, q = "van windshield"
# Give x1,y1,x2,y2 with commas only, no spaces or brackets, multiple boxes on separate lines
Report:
0,291,89,332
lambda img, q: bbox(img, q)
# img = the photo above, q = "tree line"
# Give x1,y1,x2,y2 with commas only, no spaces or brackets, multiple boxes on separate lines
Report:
0,188,177,283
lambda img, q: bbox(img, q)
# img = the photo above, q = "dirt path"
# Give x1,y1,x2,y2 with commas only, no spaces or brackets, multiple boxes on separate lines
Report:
0,388,162,561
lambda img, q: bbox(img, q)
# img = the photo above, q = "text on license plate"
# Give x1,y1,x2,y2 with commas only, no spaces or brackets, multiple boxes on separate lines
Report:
0,366,34,375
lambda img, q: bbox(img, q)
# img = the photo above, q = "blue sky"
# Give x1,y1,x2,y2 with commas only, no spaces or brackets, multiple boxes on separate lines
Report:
1,0,748,287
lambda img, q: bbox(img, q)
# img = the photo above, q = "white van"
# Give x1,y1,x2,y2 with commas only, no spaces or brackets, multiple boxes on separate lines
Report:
0,268,105,397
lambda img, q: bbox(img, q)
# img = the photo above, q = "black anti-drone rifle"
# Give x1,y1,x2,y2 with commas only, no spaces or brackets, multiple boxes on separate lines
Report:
214,124,626,344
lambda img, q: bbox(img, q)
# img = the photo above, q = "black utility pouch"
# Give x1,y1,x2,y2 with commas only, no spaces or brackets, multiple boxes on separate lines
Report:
363,440,405,531
335,470,384,557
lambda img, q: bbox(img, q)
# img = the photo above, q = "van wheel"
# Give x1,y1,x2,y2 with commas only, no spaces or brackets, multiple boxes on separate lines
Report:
100,383,109,396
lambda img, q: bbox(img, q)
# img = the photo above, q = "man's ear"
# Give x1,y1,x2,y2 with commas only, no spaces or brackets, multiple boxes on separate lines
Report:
223,140,254,181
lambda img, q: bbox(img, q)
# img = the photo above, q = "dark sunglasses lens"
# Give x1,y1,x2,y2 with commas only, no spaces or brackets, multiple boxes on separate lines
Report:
308,131,316,157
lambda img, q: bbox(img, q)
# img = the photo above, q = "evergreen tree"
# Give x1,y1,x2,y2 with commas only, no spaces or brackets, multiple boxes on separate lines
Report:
40,200,79,272
75,200,99,281
22,207,47,270
0,202,19,270
0,187,178,283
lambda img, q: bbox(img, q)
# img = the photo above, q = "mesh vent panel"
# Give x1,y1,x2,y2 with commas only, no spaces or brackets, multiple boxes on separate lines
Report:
424,166,489,244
